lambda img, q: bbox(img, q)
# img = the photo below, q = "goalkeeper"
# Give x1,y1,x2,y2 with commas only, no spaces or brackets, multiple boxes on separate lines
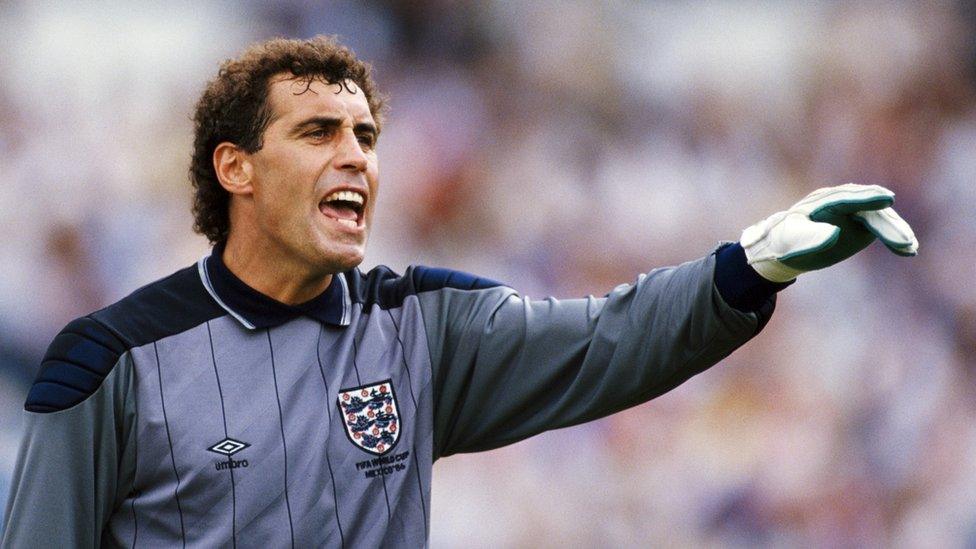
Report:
1,36,916,548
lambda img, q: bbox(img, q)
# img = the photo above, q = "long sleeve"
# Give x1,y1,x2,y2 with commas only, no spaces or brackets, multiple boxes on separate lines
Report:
419,247,775,460
1,317,135,549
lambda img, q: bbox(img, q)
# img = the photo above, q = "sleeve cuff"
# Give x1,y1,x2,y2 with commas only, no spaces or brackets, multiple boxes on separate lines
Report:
713,242,794,313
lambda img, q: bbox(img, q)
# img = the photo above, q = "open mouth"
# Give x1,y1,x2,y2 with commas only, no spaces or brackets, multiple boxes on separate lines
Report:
319,190,366,229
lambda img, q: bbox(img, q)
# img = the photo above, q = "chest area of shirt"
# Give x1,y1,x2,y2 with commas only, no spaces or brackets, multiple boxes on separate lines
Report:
127,313,432,487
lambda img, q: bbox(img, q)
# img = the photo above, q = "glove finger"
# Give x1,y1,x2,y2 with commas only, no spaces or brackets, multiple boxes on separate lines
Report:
854,208,919,256
798,184,895,218
779,217,883,273
776,215,842,264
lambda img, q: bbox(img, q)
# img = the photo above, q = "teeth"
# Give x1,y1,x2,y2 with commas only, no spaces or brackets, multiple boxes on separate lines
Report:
336,218,357,228
324,190,364,206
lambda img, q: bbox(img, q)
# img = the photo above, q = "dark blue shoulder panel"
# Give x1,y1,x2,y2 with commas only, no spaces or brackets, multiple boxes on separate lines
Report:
25,316,127,413
350,265,504,310
90,265,224,348
25,264,224,413
412,266,502,293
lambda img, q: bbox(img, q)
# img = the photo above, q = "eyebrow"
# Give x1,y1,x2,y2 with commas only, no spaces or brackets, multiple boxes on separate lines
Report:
291,116,378,140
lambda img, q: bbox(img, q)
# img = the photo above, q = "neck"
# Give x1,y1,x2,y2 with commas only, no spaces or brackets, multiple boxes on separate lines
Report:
221,234,333,305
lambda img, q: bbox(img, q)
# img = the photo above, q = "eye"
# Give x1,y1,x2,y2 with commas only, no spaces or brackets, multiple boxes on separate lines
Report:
307,128,328,139
357,133,376,149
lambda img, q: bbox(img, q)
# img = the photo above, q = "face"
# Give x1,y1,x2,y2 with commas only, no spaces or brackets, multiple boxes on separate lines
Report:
241,74,379,274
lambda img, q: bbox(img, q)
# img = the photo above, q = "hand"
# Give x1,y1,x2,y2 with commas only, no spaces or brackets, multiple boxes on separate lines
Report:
740,183,918,283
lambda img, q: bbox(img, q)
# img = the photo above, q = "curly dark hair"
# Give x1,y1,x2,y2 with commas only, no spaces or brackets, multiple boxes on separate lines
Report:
189,35,387,244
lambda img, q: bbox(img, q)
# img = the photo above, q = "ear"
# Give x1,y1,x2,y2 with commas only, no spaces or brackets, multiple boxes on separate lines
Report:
213,142,254,195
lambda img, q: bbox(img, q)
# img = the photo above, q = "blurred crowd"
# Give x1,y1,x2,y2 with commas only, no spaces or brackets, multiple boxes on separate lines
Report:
2,0,976,546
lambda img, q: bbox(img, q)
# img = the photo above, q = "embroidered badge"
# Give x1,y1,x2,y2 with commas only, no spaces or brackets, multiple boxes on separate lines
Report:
337,379,400,455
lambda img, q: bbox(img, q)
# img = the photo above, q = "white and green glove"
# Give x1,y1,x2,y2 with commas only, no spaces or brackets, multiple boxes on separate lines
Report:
740,183,918,283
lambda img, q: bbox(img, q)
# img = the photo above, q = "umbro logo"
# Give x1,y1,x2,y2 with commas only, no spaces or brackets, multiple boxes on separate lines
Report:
208,437,250,471
208,438,250,456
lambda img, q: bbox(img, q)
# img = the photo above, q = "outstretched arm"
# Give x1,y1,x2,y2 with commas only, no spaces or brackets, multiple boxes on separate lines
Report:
422,246,775,460
423,183,916,460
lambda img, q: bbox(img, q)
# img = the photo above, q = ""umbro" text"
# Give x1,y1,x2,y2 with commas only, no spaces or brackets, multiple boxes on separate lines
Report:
215,458,248,471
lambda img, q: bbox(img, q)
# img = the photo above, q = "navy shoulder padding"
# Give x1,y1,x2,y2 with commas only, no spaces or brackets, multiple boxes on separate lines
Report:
26,264,224,413
350,265,505,310
25,316,127,413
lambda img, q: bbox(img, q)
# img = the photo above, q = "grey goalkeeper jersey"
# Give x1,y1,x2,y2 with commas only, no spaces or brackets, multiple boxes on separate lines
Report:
2,243,776,548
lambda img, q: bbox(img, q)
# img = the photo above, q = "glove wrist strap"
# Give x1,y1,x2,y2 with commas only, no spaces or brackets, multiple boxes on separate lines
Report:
748,259,802,283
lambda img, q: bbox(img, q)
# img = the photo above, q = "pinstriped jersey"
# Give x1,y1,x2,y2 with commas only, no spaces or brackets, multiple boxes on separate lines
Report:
1,243,777,548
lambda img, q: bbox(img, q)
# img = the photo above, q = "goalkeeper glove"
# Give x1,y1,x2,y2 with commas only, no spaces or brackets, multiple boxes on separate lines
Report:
740,183,918,283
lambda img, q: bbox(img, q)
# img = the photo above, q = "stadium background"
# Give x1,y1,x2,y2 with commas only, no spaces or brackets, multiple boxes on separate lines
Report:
2,0,975,546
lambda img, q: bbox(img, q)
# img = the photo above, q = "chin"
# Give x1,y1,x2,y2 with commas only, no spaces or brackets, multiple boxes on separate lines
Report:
319,246,366,273
303,230,367,273
334,254,364,272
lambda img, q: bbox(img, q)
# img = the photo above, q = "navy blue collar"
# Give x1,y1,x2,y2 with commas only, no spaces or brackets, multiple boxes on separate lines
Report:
197,242,352,329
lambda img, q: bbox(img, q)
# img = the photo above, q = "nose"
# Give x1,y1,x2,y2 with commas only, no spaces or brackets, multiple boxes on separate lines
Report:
333,129,368,173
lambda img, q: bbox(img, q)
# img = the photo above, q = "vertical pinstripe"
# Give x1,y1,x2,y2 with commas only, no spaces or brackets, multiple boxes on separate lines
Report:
153,341,186,548
266,329,296,549
315,326,346,549
207,322,237,549
131,402,139,548
350,322,393,522
385,309,429,537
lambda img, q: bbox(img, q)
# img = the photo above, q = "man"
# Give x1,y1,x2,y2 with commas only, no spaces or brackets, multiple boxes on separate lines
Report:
1,36,917,548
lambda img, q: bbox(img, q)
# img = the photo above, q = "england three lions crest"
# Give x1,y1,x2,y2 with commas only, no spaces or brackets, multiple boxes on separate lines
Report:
337,379,401,455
